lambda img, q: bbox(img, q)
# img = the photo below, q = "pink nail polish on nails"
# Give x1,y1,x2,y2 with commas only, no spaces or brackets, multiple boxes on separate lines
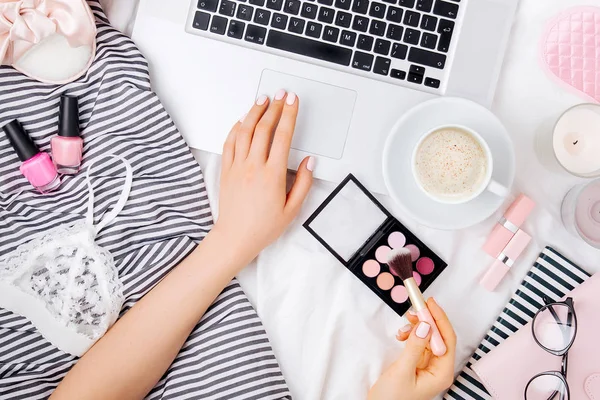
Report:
400,324,412,333
256,95,268,106
408,308,417,316
274,89,286,100
239,113,247,123
286,92,297,105
416,322,431,339
307,156,315,172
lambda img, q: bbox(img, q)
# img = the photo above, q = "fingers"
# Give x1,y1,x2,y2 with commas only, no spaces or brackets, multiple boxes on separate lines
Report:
428,298,457,351
222,120,240,174
235,95,270,161
268,92,299,166
398,322,432,372
396,324,413,342
249,89,287,161
284,156,314,219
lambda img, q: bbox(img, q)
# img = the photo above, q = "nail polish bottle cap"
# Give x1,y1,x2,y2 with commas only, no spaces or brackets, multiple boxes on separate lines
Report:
58,95,80,138
2,120,39,162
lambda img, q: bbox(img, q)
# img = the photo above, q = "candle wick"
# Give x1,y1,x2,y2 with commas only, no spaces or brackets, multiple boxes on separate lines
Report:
573,140,579,145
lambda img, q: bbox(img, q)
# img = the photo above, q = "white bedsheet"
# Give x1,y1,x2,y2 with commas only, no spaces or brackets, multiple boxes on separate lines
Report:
105,1,600,399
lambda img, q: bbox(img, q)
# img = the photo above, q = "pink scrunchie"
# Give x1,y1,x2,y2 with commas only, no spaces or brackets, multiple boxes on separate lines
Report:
0,0,96,65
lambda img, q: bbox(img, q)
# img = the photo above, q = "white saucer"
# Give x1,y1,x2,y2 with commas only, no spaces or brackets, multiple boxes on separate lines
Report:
382,97,515,230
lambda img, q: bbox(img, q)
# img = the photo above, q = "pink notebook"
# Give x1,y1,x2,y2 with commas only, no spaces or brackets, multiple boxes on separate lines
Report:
473,270,600,399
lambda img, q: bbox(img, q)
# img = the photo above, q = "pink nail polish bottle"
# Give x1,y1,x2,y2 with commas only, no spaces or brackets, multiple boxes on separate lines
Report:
51,95,83,175
3,120,60,193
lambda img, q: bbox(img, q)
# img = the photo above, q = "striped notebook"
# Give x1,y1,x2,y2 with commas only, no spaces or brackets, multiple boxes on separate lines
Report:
444,246,591,400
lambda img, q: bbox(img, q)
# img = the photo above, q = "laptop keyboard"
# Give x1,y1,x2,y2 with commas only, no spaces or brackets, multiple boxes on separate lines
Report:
189,0,460,91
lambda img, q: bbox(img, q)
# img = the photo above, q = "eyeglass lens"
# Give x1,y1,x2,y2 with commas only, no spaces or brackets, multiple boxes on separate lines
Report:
532,304,576,353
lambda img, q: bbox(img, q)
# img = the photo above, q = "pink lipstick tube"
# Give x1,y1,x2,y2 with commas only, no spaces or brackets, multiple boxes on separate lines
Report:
480,230,531,291
483,194,535,258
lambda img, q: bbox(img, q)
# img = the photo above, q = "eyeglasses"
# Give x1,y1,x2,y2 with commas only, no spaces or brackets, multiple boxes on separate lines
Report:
524,297,577,400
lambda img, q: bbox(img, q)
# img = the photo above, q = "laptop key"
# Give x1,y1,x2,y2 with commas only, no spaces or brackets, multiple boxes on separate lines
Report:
306,21,323,37
391,42,408,59
437,18,454,52
318,7,335,23
420,14,437,31
289,17,305,33
403,10,419,27
369,2,386,19
408,47,446,68
373,56,391,75
386,6,402,23
352,0,369,14
352,51,374,71
244,24,267,43
271,13,288,28
266,30,353,65
301,3,318,18
198,0,219,12
416,0,433,12
410,64,425,74
352,15,369,32
219,0,237,16
237,4,254,20
398,0,415,8
323,26,340,42
335,11,352,28
374,38,391,55
421,32,437,49
249,0,265,6
335,0,352,10
227,20,246,38
193,11,211,30
340,30,357,46
433,0,458,19
425,77,440,88
386,23,403,41
284,0,301,14
267,0,283,10
403,28,420,44
210,15,228,34
369,20,386,36
357,34,374,51
407,72,423,84
318,0,334,5
391,69,406,79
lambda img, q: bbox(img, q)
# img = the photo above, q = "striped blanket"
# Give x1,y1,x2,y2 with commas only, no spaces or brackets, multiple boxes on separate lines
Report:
0,2,290,399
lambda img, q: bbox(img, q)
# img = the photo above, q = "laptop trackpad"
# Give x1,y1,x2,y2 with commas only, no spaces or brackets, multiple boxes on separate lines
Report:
257,69,357,159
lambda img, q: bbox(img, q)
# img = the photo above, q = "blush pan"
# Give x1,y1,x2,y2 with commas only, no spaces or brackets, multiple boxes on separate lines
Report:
304,174,448,317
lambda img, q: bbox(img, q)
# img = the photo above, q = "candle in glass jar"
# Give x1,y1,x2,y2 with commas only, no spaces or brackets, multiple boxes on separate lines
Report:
553,104,600,177
562,179,600,249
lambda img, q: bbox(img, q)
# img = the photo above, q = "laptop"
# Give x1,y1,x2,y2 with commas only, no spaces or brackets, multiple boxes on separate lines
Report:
132,0,519,193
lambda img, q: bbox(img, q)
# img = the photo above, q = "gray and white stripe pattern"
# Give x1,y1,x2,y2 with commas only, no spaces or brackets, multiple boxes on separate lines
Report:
0,2,291,399
444,246,590,400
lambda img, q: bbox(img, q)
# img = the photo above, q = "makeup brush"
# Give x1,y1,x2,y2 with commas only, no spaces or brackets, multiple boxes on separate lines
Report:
388,248,447,356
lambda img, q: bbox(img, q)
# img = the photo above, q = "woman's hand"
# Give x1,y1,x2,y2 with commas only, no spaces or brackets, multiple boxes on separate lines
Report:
214,90,314,264
368,298,457,400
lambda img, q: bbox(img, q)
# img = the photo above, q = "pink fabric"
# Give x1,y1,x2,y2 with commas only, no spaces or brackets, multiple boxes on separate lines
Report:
472,272,600,400
541,6,600,103
0,0,96,65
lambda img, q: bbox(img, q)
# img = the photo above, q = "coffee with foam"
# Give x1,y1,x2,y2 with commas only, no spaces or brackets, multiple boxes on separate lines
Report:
414,128,488,202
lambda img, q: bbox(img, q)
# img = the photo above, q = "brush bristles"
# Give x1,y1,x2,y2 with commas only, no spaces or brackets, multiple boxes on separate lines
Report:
387,248,414,281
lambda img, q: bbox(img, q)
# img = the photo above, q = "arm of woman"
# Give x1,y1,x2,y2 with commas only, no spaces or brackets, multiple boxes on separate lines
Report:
51,91,313,400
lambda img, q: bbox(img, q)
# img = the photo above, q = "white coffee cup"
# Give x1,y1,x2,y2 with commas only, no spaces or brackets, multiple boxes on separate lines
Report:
411,125,509,204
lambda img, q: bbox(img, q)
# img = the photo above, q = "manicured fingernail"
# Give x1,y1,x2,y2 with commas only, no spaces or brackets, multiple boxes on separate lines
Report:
307,156,315,172
286,92,297,105
256,95,268,105
416,322,431,339
400,324,412,333
274,89,286,100
239,113,247,123
408,308,417,316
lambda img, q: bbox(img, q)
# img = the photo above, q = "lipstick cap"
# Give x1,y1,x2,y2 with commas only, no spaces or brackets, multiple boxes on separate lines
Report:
482,194,535,257
480,230,532,291
480,260,510,291
58,95,80,138
2,120,39,162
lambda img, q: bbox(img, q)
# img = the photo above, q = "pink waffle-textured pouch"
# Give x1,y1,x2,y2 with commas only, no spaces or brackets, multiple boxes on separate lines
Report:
472,272,600,399
540,6,600,103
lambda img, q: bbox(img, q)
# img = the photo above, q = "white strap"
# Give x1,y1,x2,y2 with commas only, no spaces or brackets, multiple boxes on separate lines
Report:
85,155,133,236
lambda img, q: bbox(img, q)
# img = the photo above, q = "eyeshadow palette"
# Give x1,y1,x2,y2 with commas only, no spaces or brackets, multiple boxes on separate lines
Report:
304,174,447,316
